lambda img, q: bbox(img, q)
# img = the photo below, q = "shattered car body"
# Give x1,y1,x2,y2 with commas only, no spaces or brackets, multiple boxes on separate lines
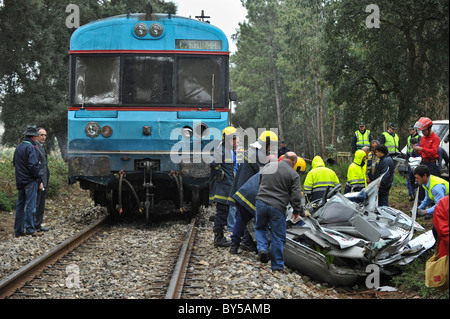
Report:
283,175,435,286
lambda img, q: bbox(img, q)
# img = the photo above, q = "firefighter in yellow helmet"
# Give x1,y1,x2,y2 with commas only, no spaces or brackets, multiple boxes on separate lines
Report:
226,130,279,252
209,126,239,247
304,156,340,201
279,155,306,174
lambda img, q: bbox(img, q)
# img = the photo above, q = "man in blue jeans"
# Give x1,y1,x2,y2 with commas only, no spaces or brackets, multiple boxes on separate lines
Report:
254,152,310,271
13,125,44,237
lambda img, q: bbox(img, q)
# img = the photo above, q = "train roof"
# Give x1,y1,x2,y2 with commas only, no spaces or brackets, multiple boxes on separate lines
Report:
70,13,229,53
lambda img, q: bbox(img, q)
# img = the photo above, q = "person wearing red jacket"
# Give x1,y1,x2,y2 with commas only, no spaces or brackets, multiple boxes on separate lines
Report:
433,195,449,258
413,117,441,176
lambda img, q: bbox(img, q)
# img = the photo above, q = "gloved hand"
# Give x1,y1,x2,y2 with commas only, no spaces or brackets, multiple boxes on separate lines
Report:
215,170,224,182
416,208,427,217
303,209,311,218
298,208,311,218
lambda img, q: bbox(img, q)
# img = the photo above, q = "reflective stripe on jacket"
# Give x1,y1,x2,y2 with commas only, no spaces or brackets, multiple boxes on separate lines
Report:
304,156,340,195
381,132,399,153
355,130,371,149
232,172,260,214
423,175,449,202
345,150,367,193
209,143,236,204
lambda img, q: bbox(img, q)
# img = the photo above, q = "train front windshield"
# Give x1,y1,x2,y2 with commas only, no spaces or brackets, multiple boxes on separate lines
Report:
72,55,227,107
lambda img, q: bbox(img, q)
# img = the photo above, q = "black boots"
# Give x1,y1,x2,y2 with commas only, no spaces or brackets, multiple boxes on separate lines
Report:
229,242,239,254
213,227,231,247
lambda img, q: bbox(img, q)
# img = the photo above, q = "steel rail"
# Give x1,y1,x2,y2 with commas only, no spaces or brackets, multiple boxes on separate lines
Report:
165,218,197,299
0,215,109,299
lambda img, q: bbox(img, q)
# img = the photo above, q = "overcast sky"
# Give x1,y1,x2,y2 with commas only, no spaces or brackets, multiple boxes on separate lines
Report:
172,0,248,53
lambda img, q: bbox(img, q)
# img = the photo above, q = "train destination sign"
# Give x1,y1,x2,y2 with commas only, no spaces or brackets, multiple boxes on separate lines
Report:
175,39,222,50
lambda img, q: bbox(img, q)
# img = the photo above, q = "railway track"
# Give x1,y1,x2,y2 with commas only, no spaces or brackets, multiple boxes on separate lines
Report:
0,216,202,299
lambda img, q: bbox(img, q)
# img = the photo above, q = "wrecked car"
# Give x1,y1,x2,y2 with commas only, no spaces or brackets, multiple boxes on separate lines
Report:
282,174,435,286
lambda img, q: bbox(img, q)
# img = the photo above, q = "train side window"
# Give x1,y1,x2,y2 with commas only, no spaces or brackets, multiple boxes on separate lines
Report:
177,57,223,106
122,56,174,105
74,56,120,105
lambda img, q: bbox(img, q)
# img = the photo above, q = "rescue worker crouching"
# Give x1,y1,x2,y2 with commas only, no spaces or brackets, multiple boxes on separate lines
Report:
209,126,239,247
227,130,279,253
229,155,306,255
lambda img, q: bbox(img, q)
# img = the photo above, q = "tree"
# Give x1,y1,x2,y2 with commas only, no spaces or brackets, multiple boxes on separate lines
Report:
278,0,330,158
323,0,449,142
231,0,286,141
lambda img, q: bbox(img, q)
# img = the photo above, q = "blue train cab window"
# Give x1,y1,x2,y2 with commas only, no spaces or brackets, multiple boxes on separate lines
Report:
177,57,223,105
74,57,120,105
122,56,174,104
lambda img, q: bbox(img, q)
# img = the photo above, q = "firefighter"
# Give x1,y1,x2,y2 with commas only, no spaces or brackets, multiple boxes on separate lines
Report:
209,126,239,247
345,150,367,194
413,117,441,176
229,156,306,254
304,155,340,201
226,130,279,252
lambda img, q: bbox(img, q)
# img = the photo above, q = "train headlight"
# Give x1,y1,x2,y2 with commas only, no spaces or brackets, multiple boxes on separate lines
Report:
85,122,101,138
194,122,209,138
101,125,113,138
134,23,148,37
149,23,163,37
182,126,193,139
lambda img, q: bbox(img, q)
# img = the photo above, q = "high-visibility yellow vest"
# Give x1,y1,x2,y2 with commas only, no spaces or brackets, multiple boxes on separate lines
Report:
407,135,413,153
422,175,449,202
355,130,371,150
304,168,340,194
382,132,399,153
347,150,367,189
407,134,419,154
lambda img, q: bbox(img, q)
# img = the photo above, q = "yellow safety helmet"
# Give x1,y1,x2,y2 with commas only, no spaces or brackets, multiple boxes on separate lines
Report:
222,126,237,140
294,157,306,173
251,130,278,149
258,130,278,143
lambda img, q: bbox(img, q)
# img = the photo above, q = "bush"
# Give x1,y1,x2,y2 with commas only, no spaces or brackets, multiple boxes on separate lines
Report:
0,151,17,211
47,155,69,198
0,150,68,211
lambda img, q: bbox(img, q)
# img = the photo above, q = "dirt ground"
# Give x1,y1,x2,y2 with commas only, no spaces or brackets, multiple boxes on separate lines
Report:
0,183,92,240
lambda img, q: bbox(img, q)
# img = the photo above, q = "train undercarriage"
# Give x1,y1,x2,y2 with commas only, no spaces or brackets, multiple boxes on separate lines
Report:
71,158,210,219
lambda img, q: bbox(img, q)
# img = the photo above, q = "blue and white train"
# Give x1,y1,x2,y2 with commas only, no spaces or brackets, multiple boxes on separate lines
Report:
68,6,234,218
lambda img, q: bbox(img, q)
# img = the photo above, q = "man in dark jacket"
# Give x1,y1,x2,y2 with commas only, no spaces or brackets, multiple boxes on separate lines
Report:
373,144,395,207
13,126,43,237
209,126,239,247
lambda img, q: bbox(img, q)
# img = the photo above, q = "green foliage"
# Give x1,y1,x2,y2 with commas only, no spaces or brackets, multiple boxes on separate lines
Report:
322,0,449,137
0,150,17,211
0,149,69,212
391,249,449,299
46,155,69,198
232,0,449,160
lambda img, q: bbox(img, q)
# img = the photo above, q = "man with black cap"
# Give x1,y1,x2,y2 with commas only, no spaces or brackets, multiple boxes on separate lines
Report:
351,121,372,155
379,123,400,155
277,140,290,157
13,125,44,237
